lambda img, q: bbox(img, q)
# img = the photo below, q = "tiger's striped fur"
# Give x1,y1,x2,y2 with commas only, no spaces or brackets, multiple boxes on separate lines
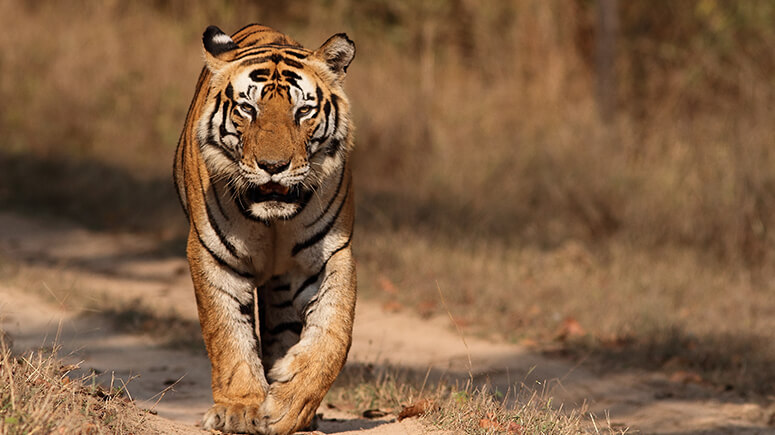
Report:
173,24,356,434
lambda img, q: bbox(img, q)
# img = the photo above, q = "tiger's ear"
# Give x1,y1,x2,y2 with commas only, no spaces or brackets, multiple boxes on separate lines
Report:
314,33,355,81
202,25,239,73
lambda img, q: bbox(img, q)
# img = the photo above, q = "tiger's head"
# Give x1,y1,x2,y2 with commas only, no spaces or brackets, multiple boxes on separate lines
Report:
196,25,355,221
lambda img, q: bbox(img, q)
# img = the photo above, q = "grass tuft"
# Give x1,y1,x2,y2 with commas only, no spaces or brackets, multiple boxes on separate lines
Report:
0,332,145,435
326,363,623,434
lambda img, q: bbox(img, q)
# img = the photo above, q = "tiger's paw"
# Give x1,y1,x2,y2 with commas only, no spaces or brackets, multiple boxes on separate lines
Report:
255,384,321,435
202,403,264,434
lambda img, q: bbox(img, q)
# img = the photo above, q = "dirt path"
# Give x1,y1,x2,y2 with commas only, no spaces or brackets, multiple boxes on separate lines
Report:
0,212,772,434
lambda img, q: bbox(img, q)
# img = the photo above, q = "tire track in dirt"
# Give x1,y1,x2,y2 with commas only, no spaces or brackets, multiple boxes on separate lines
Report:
0,212,772,434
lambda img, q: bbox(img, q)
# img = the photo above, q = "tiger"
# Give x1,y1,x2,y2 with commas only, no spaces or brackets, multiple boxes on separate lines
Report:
173,24,356,435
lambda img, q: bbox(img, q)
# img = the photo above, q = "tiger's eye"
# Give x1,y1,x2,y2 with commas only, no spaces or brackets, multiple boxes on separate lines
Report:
297,105,313,115
239,103,256,118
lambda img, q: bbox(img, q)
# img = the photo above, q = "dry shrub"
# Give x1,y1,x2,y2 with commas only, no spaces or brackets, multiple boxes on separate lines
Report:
0,334,143,434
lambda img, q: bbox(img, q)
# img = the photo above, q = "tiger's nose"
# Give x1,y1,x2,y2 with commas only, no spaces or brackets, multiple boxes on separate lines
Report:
257,159,290,175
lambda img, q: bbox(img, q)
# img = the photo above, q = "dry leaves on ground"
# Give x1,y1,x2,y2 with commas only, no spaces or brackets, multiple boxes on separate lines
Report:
398,399,435,421
479,412,524,434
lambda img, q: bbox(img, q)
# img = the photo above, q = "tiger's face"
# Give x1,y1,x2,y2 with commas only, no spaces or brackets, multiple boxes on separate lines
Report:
196,27,355,221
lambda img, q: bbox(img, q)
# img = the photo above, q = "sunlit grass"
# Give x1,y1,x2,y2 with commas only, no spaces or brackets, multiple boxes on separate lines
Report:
0,334,145,434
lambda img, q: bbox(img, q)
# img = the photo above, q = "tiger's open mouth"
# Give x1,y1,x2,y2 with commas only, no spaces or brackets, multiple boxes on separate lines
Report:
244,182,300,203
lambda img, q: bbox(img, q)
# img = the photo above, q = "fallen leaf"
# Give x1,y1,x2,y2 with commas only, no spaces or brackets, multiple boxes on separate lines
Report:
506,422,524,434
362,408,389,419
417,299,437,318
519,338,539,348
555,316,585,341
398,399,434,421
378,275,398,295
527,304,542,316
661,356,690,370
600,334,634,349
381,301,403,313
669,370,704,385
451,316,471,328
478,417,500,430
478,414,523,434
59,364,79,373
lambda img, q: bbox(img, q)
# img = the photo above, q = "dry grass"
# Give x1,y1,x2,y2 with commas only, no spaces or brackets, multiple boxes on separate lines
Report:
326,363,612,434
0,333,144,434
356,229,775,395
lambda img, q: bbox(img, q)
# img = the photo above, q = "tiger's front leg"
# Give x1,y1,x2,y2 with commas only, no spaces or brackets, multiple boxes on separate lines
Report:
257,247,356,435
186,233,270,433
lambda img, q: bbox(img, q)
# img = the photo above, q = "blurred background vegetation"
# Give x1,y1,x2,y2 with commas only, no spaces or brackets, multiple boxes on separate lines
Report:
1,0,774,393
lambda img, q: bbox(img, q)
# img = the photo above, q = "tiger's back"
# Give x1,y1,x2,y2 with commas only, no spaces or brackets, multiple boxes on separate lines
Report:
173,24,356,435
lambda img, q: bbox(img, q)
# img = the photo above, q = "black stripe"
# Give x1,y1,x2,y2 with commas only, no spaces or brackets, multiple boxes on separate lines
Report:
285,77,301,92
283,58,304,69
235,46,310,62
306,167,346,228
232,25,270,44
192,223,254,279
274,284,291,292
277,84,291,103
225,83,234,101
304,270,339,318
199,175,239,257
203,139,238,163
317,87,325,108
210,283,241,305
234,49,273,61
268,322,303,335
238,52,304,67
250,68,271,81
329,94,340,138
293,235,352,300
294,268,323,299
272,300,293,308
219,100,232,139
173,145,188,219
281,70,302,80
262,43,304,49
319,100,331,140
190,130,250,278
239,301,253,316
210,180,230,221
237,291,261,357
208,93,222,143
297,236,353,313
326,138,343,157
284,50,308,59
261,84,274,98
292,185,349,256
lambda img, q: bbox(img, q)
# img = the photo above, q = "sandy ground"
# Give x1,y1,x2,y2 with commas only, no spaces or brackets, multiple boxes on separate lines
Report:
0,212,773,434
